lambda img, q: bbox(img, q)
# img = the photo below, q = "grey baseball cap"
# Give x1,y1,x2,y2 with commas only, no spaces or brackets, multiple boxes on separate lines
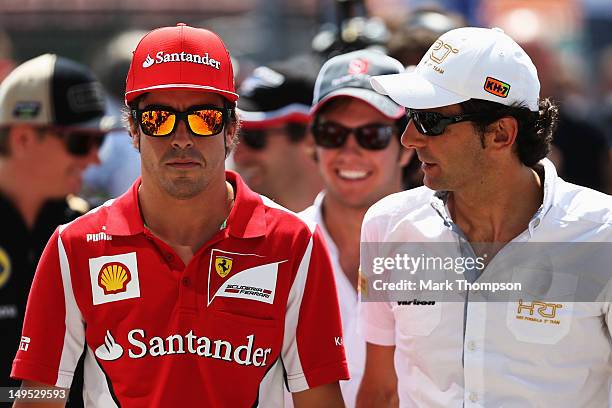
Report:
0,53,118,131
311,49,405,119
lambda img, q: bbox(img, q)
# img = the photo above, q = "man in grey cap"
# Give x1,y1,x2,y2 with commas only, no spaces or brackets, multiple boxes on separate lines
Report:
0,53,113,394
303,49,412,407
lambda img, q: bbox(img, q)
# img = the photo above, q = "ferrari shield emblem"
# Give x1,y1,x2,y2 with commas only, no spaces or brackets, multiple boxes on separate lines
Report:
215,256,233,278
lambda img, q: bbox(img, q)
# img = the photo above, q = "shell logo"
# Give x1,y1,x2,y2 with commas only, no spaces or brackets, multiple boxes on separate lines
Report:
98,262,132,295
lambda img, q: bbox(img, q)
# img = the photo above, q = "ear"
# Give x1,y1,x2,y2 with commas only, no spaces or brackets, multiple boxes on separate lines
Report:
486,116,518,151
127,116,141,151
301,132,317,160
224,119,238,158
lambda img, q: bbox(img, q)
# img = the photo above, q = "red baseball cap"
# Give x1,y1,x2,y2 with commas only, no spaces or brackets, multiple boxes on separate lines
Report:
125,23,238,105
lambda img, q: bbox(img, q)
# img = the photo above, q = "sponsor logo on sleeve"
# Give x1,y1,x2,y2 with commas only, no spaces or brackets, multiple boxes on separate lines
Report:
89,253,140,305
19,336,30,351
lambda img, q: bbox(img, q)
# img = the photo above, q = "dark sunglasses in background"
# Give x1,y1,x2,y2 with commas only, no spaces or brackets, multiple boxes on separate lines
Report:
43,126,106,157
132,105,228,137
406,108,487,136
311,121,398,151
239,123,307,151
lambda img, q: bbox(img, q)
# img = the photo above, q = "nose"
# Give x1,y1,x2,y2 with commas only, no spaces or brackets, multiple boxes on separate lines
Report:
338,131,363,155
170,119,194,149
401,120,427,150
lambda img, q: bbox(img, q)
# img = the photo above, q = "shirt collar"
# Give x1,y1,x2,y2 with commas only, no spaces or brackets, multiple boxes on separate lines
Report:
105,170,267,239
527,158,557,234
105,177,145,236
225,170,266,239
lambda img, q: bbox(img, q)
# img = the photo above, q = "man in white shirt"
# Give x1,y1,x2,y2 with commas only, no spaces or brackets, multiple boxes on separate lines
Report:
300,49,413,407
357,27,612,407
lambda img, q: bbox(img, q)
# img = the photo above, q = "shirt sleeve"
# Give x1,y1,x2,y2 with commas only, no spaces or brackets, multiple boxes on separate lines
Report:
358,214,396,346
281,226,349,393
11,227,85,388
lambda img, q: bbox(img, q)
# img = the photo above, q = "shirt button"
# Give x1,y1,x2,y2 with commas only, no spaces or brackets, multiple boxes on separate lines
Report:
182,277,191,287
166,253,174,261
469,392,478,402
467,340,476,351
532,218,541,228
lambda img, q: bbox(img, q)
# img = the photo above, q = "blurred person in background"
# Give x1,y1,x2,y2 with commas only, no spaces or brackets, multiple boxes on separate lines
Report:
300,49,412,407
234,55,323,212
80,30,145,203
520,40,611,194
597,46,612,192
0,53,113,401
0,30,15,82
386,6,466,68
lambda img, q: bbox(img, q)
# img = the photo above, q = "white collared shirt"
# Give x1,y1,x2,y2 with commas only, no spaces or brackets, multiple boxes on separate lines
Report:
359,159,612,407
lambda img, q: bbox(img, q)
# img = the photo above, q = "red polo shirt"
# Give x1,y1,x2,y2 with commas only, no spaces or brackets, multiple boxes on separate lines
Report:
12,171,348,407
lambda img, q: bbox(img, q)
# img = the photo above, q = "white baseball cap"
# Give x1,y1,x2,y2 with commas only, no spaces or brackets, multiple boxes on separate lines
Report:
370,27,540,112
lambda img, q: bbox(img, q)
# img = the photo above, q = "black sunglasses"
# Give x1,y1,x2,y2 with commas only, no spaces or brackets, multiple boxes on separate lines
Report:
131,104,228,137
239,123,307,151
311,121,398,151
406,108,488,136
44,127,106,157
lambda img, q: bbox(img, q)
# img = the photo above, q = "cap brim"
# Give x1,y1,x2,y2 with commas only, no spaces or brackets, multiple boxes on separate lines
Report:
370,72,469,109
237,103,311,129
310,88,404,119
125,84,239,105
72,114,122,133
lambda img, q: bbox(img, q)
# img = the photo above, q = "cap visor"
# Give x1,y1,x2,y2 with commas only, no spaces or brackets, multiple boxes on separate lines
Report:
125,84,239,105
237,103,311,128
71,114,122,133
371,72,469,109
311,88,404,119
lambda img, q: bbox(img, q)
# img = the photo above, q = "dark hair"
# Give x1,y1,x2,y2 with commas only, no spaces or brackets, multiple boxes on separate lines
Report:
459,98,559,167
0,127,9,156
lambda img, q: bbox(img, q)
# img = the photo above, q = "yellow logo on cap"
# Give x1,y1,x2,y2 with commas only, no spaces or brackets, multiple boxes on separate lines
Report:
215,256,233,278
429,40,459,64
0,246,11,290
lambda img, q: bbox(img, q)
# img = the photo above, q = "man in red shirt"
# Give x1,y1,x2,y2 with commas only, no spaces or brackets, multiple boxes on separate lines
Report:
11,24,348,408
